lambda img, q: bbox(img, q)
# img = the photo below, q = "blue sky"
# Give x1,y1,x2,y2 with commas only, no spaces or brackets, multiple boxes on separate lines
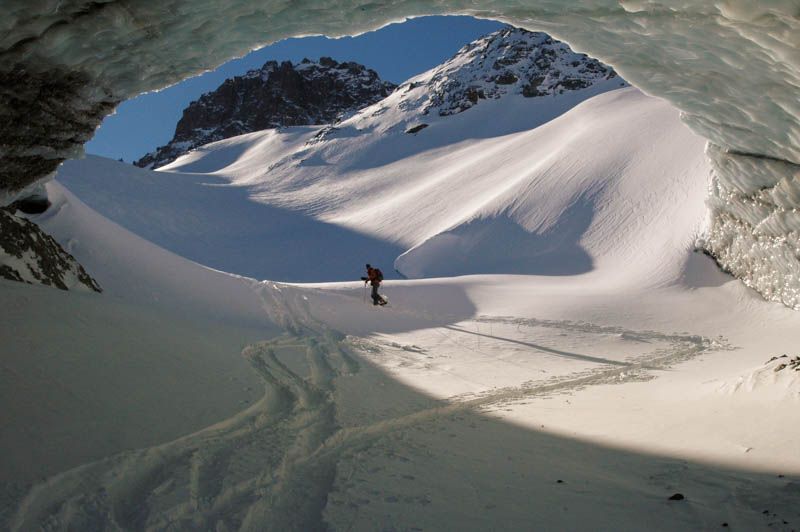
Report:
86,16,504,163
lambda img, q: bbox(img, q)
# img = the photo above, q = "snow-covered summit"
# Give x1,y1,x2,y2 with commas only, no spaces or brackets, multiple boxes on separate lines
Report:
420,27,622,116
135,57,396,169
307,27,626,146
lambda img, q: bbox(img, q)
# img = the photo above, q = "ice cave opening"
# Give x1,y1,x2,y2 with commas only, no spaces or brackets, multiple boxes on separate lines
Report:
1,1,799,306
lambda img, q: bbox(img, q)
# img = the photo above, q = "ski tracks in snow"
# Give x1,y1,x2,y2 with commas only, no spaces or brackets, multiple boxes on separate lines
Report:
7,284,746,531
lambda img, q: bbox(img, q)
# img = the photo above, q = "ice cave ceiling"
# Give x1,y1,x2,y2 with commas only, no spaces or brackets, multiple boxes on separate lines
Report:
1,0,799,306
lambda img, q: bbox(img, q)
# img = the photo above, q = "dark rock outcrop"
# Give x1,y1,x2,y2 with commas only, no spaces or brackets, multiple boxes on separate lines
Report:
136,58,396,169
405,124,429,134
0,206,101,292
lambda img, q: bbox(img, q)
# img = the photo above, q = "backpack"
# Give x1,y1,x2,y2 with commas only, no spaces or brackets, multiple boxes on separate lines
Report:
374,268,384,282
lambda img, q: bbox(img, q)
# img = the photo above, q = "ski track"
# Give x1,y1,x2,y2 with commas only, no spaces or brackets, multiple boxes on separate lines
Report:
8,285,791,531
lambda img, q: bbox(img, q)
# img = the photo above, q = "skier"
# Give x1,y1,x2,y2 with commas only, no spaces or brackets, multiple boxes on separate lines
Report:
361,263,386,306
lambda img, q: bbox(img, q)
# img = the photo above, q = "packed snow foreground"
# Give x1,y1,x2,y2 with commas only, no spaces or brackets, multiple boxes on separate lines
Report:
3,29,800,530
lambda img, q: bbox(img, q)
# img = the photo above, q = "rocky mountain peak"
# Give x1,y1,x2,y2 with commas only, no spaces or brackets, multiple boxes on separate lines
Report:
136,57,396,169
419,26,623,116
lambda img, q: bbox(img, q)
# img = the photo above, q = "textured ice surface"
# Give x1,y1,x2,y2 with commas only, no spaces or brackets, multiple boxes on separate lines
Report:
1,0,799,304
704,145,800,309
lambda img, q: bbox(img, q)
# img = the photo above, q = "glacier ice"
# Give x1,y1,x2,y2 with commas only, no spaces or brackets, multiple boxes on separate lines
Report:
1,0,799,305
704,144,800,309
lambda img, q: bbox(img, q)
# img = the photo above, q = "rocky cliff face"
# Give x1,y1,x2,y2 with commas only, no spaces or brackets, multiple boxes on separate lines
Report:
136,58,396,169
421,27,621,116
0,205,101,292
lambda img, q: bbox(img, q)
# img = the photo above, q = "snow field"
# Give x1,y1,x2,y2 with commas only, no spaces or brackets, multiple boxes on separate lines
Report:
63,87,706,288
8,269,800,530
4,85,800,529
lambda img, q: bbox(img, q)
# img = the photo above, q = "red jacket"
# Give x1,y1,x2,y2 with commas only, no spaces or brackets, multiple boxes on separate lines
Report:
367,267,382,286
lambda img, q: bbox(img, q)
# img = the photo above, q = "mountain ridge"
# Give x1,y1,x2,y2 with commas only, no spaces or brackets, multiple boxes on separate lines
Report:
135,57,396,169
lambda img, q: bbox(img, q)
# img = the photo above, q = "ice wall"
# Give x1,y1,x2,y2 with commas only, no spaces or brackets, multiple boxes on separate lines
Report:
1,0,799,305
704,145,800,308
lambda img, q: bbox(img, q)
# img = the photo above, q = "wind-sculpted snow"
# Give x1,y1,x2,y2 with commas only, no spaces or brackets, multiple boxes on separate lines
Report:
1,1,800,305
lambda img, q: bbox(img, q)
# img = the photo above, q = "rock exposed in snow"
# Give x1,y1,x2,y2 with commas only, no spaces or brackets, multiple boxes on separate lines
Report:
136,58,396,169
421,27,620,116
0,205,101,292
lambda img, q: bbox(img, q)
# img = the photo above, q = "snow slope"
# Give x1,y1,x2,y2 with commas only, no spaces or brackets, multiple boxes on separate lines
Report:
6,183,800,531
59,28,627,283
12,85,794,530
66,87,700,287
6,65,800,531
0,182,275,493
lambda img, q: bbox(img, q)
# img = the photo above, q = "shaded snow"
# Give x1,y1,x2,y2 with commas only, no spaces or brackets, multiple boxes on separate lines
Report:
7,166,800,529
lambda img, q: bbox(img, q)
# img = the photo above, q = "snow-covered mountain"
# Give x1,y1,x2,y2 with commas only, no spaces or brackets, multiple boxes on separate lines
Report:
136,27,621,170
135,57,396,169
421,27,620,116
306,27,624,143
